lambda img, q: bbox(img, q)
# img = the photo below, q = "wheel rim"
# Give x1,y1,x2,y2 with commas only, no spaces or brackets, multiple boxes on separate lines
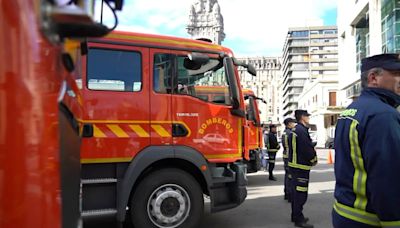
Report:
147,184,191,228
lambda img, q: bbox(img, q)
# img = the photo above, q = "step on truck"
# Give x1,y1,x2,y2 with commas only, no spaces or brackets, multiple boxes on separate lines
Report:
66,31,257,227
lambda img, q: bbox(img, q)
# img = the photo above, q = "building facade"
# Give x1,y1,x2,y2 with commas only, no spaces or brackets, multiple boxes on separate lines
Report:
237,57,282,125
337,0,400,105
187,0,225,44
297,78,342,147
281,25,340,147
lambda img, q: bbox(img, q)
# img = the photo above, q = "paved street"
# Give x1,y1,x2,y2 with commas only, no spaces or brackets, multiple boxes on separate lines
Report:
86,149,335,228
200,149,335,228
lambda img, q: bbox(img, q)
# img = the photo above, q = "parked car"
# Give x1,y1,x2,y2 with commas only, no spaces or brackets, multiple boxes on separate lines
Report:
309,131,318,147
325,137,335,149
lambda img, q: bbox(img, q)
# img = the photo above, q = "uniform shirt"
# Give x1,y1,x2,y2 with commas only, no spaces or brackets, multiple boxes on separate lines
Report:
266,132,280,153
288,123,317,170
281,128,292,159
333,88,400,227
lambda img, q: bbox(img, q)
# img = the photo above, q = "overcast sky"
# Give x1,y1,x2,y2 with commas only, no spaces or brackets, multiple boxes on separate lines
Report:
97,0,337,57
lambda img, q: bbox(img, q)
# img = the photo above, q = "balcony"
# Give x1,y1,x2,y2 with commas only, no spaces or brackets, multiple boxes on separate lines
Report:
283,100,298,110
310,49,338,54
310,65,338,71
309,42,338,47
310,34,338,39
309,58,338,63
283,108,296,117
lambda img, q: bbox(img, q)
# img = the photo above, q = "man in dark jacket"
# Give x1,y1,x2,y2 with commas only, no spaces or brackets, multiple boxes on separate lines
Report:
282,117,296,202
288,110,317,228
266,124,280,181
332,53,400,227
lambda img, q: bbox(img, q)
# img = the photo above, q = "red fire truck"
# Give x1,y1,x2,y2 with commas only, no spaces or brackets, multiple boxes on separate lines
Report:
242,89,265,173
0,1,122,227
69,31,256,227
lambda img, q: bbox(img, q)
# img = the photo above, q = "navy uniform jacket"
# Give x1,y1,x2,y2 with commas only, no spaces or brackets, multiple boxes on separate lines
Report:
266,132,280,153
333,88,400,227
282,128,292,159
288,123,317,170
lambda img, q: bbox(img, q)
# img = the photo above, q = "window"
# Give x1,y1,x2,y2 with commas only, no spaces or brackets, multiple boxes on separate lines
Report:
153,53,231,105
87,48,142,92
355,27,369,72
153,53,174,93
329,92,337,106
291,31,309,37
323,30,337,34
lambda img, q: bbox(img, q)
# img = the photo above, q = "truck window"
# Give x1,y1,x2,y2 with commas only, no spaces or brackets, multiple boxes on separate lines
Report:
152,53,231,105
87,48,142,92
176,56,231,105
153,53,173,93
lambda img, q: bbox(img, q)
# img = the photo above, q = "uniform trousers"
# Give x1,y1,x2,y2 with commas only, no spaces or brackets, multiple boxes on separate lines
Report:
283,157,291,200
290,168,310,223
267,152,277,175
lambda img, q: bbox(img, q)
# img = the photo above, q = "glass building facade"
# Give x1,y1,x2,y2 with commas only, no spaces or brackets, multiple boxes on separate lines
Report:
381,0,400,53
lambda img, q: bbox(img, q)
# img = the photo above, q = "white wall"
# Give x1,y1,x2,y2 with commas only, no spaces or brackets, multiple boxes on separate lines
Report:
338,0,383,104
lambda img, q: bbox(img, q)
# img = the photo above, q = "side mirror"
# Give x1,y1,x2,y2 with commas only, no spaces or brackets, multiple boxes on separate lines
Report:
42,0,124,43
188,52,210,64
184,52,210,70
232,57,256,76
246,64,257,76
248,97,258,124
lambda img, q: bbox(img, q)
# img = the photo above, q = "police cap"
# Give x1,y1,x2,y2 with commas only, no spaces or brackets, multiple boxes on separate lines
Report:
361,53,400,72
283,117,296,126
295,109,311,121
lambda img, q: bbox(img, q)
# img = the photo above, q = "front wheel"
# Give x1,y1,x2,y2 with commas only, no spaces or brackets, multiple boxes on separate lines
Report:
130,168,204,228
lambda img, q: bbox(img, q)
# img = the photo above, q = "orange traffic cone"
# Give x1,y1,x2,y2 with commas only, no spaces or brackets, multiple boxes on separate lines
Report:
327,149,334,164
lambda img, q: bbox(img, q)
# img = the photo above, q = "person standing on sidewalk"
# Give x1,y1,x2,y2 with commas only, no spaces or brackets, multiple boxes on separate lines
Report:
282,117,296,202
266,124,280,181
288,110,318,228
332,54,400,227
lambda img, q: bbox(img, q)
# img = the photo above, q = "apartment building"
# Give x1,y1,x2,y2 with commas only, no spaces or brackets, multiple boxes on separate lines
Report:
281,26,341,147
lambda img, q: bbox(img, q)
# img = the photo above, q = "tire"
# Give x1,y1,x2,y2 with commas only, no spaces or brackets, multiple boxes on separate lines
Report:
130,168,204,228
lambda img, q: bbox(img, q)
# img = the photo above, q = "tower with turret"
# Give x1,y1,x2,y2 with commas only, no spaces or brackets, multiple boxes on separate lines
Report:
187,0,225,44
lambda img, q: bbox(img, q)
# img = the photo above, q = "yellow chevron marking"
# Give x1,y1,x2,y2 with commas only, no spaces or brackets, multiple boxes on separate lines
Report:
107,124,129,138
93,124,107,138
129,125,150,137
151,125,171,137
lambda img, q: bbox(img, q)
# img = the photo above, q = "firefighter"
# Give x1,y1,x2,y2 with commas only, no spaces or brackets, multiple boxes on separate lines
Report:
332,54,400,227
288,110,317,228
282,117,296,202
266,124,280,181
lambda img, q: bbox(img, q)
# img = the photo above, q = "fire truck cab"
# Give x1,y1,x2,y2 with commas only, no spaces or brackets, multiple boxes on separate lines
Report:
242,89,266,173
72,31,256,227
